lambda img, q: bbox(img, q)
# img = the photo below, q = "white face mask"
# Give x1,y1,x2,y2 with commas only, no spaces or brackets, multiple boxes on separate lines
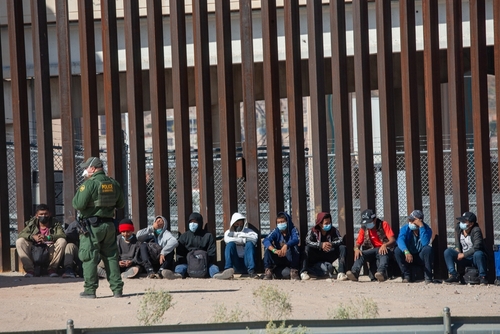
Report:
82,169,89,178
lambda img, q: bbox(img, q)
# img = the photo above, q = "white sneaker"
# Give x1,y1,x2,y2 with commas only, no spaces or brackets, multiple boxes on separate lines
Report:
337,272,348,281
213,268,234,280
300,271,310,280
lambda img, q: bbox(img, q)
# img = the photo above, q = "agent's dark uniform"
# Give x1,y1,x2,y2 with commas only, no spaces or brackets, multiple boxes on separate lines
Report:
72,157,125,297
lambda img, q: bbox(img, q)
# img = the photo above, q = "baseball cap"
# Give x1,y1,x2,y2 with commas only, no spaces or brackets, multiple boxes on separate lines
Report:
80,157,103,168
408,210,424,221
361,209,376,224
456,212,477,223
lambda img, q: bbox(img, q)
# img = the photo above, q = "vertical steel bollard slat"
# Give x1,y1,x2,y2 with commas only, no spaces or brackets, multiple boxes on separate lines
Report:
66,319,74,334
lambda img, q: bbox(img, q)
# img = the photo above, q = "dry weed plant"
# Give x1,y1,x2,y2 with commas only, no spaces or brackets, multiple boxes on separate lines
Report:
327,297,378,319
210,302,245,323
253,285,292,321
137,288,174,326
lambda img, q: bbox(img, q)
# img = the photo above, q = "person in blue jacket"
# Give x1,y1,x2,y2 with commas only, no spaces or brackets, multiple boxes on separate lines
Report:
394,210,434,284
262,212,300,280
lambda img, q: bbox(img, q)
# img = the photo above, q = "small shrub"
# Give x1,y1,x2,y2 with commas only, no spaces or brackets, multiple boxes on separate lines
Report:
137,288,173,326
211,303,244,323
253,285,292,321
264,321,308,334
327,297,378,320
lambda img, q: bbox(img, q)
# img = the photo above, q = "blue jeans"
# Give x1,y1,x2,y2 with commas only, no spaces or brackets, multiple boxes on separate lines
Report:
443,248,487,277
224,241,256,274
394,245,433,281
174,263,220,278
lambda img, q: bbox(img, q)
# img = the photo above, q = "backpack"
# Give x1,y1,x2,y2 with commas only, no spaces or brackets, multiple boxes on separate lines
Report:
31,243,50,268
187,249,208,278
463,266,480,284
144,241,163,265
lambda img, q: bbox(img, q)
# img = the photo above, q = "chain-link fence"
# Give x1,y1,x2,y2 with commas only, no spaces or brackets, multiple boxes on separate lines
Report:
7,142,500,246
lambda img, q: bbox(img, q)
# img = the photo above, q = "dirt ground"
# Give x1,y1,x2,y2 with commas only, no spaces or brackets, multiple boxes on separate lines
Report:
0,271,498,332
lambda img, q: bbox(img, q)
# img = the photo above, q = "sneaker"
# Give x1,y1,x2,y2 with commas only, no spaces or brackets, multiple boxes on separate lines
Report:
97,266,107,279
161,269,183,280
424,279,434,285
48,269,59,278
213,268,234,280
346,270,358,281
300,271,310,280
24,271,34,278
121,266,140,279
402,276,411,283
62,268,76,278
263,268,274,280
247,270,260,279
336,272,348,281
290,269,300,281
374,272,386,282
79,291,96,299
479,277,488,286
444,275,461,284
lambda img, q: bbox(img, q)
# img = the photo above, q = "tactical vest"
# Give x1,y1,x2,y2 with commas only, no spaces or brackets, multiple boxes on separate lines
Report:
94,177,118,207
362,219,390,250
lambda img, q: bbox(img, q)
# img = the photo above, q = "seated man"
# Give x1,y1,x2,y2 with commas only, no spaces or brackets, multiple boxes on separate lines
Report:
16,204,67,277
262,212,300,280
116,219,142,279
223,212,258,278
174,212,234,279
394,210,433,284
137,215,180,279
444,212,488,285
301,212,347,281
346,209,396,282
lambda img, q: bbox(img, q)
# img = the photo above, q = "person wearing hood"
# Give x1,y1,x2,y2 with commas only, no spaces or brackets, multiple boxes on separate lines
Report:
16,204,67,277
443,212,487,285
300,212,348,281
223,212,259,278
262,212,300,280
346,209,396,282
136,215,181,279
394,210,434,284
174,212,234,279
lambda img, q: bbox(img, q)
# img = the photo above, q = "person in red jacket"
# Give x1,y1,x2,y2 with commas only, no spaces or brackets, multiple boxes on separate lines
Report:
346,209,396,282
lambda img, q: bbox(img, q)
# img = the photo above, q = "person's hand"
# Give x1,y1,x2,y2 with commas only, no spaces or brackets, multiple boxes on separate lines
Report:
321,242,332,252
457,252,465,260
159,254,165,264
405,253,413,263
413,218,424,227
32,234,43,243
379,244,388,255
119,260,126,267
354,249,361,261
277,244,287,257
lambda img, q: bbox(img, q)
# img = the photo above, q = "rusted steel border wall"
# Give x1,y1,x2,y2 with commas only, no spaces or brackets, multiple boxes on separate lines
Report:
0,1,498,280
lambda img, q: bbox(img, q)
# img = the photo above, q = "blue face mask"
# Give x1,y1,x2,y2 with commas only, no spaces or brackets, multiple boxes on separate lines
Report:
277,223,287,231
459,222,468,230
323,224,332,232
121,235,133,241
365,222,375,230
189,222,198,233
408,223,418,231
155,228,163,235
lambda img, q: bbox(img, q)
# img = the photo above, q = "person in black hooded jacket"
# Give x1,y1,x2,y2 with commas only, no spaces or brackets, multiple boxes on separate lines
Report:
174,212,234,279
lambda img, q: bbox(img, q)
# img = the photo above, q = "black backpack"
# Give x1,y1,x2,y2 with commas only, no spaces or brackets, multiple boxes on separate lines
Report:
463,266,480,284
31,243,50,268
187,249,208,278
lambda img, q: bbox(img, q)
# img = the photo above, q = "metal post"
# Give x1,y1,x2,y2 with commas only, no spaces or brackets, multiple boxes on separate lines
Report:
443,307,451,334
66,319,74,334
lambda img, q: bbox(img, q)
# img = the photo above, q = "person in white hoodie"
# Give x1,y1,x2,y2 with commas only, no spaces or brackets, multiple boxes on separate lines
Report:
136,215,181,279
223,213,259,278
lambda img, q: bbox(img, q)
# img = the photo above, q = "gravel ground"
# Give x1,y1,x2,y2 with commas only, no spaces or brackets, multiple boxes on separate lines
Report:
0,271,498,332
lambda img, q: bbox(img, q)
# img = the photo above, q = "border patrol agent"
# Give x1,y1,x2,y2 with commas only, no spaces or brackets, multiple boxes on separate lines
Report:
72,157,125,298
